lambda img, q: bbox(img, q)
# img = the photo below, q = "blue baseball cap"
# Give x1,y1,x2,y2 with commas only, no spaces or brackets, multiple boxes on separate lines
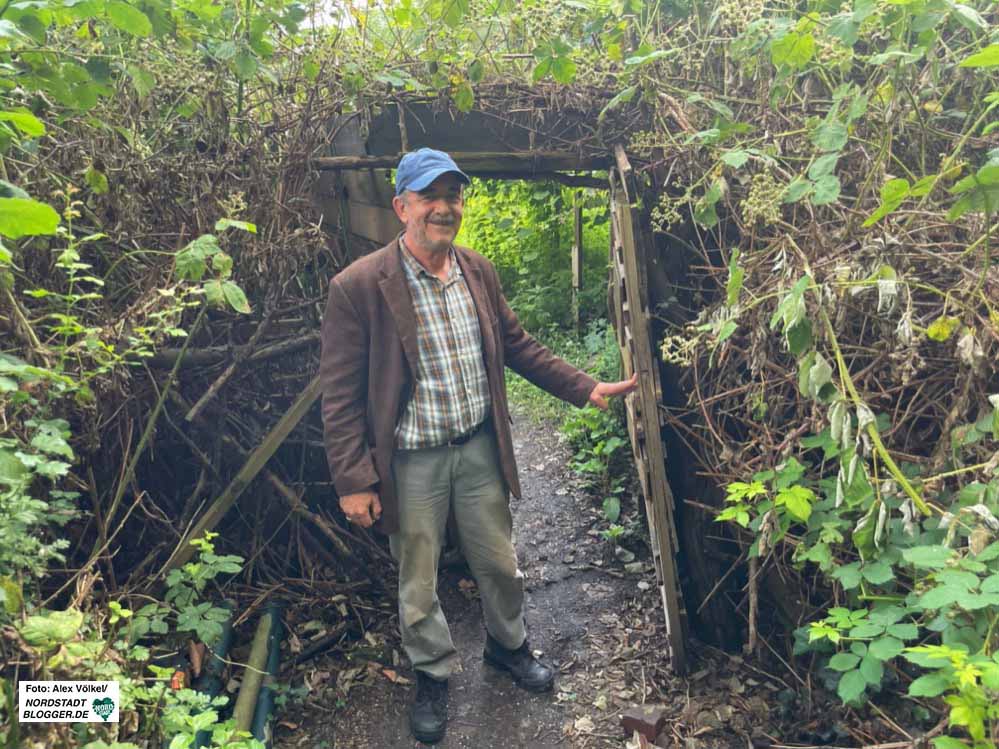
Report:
394,148,470,196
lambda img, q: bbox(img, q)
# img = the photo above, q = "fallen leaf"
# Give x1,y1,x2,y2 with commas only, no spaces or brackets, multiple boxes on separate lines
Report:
593,694,608,710
574,715,596,734
458,578,479,600
381,668,413,685
188,641,205,678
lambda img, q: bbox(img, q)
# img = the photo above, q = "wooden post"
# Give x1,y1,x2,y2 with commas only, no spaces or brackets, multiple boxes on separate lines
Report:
571,190,583,335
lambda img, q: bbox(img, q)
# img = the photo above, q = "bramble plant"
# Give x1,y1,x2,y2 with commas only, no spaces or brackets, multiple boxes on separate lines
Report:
1,535,254,749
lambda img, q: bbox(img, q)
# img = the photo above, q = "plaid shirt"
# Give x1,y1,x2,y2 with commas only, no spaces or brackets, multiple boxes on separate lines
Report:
395,239,491,449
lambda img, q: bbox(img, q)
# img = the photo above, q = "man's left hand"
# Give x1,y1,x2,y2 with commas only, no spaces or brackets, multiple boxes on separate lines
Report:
588,372,639,410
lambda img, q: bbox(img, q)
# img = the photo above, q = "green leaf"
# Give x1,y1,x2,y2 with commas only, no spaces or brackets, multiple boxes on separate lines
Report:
454,82,474,113
849,622,885,638
786,319,812,356
468,59,485,83
0,108,45,137
127,65,155,98
0,576,23,614
811,174,841,205
204,254,230,282
903,545,955,569
920,585,961,609
602,496,620,523
106,1,152,36
784,177,813,203
771,32,815,70
232,51,258,80
861,561,893,584
934,569,979,591
203,280,223,307
887,623,919,640
0,197,60,238
721,150,750,169
0,448,28,485
726,249,743,306
551,57,576,84
531,58,553,83
442,0,468,27
926,316,960,341
18,609,85,648
84,166,109,195
827,15,859,46
949,3,986,31
31,432,74,460
214,218,256,233
837,669,866,703
778,485,814,522
868,636,904,661
813,121,848,152
808,152,839,180
807,352,833,399
909,672,950,697
832,562,862,589
828,652,860,671
859,655,883,685
221,281,251,314
932,738,968,749
598,85,637,123
959,44,999,68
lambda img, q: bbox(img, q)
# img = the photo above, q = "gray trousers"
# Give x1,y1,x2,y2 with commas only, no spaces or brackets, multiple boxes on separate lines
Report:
389,423,526,680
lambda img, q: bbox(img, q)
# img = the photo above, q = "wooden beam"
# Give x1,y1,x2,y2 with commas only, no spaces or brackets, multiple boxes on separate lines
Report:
314,151,611,173
148,333,319,369
572,190,583,334
465,171,606,189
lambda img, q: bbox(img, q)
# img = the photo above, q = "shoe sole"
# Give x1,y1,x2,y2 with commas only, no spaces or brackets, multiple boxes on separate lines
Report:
482,652,555,692
412,728,445,745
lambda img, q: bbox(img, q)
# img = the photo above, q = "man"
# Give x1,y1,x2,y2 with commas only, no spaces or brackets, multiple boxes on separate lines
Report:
320,148,637,744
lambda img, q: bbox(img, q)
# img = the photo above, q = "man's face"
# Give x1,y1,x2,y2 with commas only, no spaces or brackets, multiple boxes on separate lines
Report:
393,172,464,256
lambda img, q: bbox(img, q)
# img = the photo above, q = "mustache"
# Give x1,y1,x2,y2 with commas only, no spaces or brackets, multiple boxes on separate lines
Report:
426,215,456,226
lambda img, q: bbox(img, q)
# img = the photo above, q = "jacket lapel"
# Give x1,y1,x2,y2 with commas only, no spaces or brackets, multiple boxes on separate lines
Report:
378,240,420,377
455,247,497,365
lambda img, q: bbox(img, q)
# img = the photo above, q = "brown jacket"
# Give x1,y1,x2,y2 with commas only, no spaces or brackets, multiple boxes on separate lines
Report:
319,238,598,534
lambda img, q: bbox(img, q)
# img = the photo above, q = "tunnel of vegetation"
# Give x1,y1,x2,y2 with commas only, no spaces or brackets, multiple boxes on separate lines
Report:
1,0,998,747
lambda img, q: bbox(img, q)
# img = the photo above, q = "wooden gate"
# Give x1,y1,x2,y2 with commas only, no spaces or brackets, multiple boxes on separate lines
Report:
608,146,688,672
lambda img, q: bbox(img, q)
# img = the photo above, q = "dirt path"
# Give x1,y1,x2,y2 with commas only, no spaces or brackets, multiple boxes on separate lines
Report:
275,411,812,749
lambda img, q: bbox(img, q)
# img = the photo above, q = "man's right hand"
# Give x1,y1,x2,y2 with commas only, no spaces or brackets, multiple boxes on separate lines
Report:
340,490,382,528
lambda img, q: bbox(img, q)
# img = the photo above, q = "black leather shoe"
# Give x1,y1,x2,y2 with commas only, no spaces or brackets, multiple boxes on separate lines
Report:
410,672,448,744
483,634,555,692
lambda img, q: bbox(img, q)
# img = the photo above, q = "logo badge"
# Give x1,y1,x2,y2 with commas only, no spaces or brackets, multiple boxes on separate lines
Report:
92,697,115,721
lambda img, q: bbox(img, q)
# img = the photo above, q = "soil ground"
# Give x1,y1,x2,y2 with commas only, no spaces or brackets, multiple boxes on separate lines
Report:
274,410,868,749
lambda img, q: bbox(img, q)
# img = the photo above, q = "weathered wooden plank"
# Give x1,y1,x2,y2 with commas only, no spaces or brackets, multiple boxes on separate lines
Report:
340,200,403,246
342,169,396,207
608,151,688,673
315,151,612,173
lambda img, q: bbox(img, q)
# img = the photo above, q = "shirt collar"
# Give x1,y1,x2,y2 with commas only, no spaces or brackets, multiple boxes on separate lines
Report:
398,233,460,282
